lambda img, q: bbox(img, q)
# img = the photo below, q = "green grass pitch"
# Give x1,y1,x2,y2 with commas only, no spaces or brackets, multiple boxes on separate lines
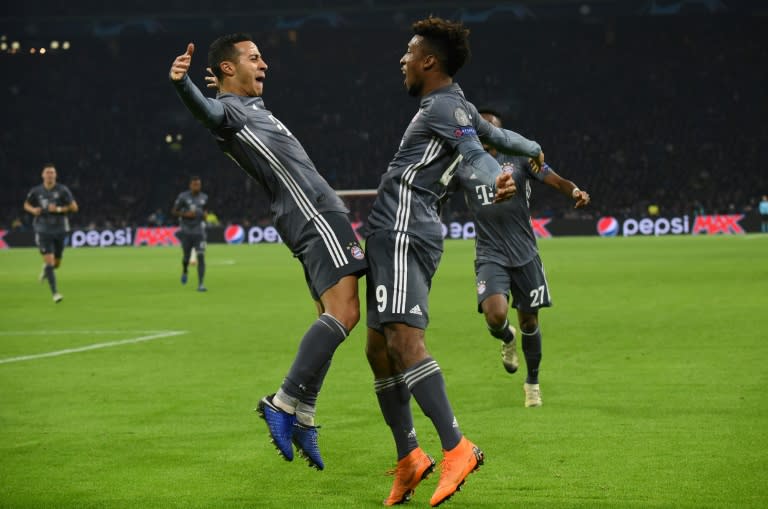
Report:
1,235,767,508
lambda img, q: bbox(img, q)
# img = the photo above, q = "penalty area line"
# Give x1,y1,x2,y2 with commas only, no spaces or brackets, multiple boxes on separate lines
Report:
0,330,188,365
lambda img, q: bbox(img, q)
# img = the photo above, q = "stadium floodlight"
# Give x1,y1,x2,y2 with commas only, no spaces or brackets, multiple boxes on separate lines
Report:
29,48,36,54
50,40,60,49
165,134,173,143
39,47,46,54
62,41,70,50
0,42,7,51
11,41,20,50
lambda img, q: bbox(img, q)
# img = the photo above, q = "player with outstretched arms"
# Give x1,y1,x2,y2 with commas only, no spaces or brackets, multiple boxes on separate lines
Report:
365,17,545,506
168,33,366,470
171,175,209,291
23,164,79,303
452,109,590,408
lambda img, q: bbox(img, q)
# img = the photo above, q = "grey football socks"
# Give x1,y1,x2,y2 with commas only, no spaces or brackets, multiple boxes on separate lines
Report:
375,375,418,459
280,313,348,412
488,318,514,343
196,254,205,285
44,264,57,294
522,326,542,384
403,357,462,451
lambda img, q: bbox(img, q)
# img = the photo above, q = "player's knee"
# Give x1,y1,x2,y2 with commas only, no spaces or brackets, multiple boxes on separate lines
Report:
483,304,508,329
338,304,360,331
384,331,426,368
519,314,539,334
365,331,389,368
324,298,360,331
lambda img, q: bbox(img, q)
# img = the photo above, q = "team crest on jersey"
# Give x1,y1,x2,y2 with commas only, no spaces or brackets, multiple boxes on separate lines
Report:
454,107,470,126
501,161,516,175
477,280,487,295
347,242,365,260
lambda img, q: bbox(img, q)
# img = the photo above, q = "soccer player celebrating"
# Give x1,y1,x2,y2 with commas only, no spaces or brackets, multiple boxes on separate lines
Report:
171,175,209,291
169,34,366,470
23,164,78,303
454,109,590,408
365,17,544,506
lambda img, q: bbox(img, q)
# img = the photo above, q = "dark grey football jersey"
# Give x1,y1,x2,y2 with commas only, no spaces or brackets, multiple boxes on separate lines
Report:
173,74,349,251
210,94,348,249
25,183,75,234
456,154,551,268
367,83,540,251
174,190,208,234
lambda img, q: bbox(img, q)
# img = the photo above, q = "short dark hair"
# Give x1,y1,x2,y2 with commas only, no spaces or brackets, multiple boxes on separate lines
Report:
43,162,56,169
190,175,201,182
208,33,253,80
412,17,471,77
477,108,504,125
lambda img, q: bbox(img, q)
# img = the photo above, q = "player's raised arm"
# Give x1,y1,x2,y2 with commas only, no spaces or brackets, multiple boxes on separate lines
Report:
476,114,542,159
541,164,591,208
169,43,226,129
454,141,517,202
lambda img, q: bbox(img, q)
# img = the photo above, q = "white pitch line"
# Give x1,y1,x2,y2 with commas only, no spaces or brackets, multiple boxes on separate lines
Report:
210,259,236,265
0,330,170,336
0,330,187,365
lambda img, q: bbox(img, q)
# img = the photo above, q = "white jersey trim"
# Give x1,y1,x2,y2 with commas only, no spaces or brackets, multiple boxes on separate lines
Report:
390,137,443,314
236,126,349,268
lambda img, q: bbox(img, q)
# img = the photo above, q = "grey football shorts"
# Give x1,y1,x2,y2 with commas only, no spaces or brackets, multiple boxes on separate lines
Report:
365,231,442,331
180,232,207,254
296,212,367,301
36,232,67,259
475,255,552,313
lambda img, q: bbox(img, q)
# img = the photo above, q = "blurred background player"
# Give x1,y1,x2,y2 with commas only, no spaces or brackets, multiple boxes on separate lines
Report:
169,34,366,470
23,164,79,303
452,109,590,407
171,175,208,291
759,195,768,233
364,17,543,507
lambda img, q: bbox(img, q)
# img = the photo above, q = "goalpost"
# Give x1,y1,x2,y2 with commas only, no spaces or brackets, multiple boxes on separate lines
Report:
335,189,377,198
336,189,378,225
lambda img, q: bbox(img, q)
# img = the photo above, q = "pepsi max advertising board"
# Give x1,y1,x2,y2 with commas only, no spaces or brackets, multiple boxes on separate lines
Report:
0,213,760,249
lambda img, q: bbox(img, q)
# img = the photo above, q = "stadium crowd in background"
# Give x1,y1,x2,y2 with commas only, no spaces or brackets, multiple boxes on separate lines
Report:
2,16,765,230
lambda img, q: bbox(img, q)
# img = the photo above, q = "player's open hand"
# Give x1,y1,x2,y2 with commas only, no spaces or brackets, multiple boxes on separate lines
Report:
573,189,591,208
205,67,220,90
494,172,517,203
169,43,195,81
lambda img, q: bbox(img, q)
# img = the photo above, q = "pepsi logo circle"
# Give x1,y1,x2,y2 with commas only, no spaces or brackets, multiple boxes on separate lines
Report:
597,217,619,237
224,225,245,244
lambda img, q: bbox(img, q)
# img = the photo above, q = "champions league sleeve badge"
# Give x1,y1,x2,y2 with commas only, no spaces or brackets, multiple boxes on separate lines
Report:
454,107,470,126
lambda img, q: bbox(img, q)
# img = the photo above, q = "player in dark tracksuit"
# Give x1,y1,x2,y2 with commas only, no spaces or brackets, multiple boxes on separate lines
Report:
23,164,79,303
364,17,545,507
453,109,590,408
169,34,366,470
171,176,209,291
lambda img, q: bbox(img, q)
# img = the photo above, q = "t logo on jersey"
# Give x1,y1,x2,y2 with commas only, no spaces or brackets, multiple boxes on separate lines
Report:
475,185,494,206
